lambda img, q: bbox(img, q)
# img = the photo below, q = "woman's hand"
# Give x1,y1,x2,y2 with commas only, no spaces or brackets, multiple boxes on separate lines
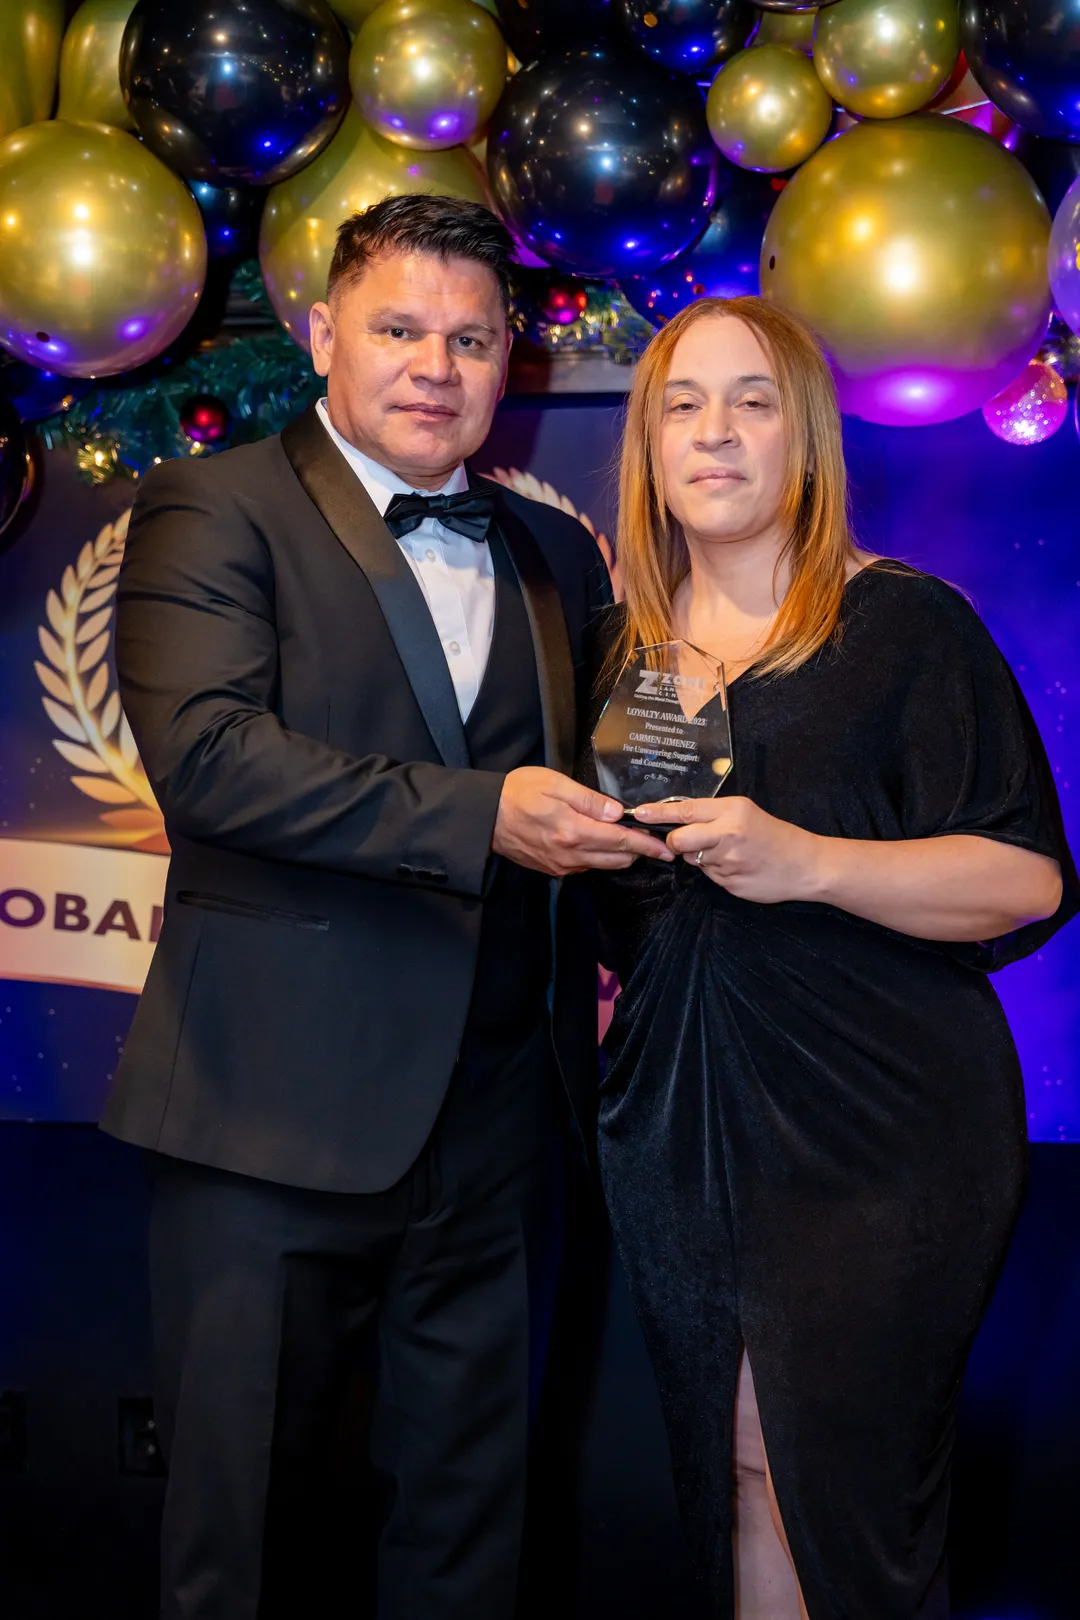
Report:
633,796,1064,940
634,796,822,904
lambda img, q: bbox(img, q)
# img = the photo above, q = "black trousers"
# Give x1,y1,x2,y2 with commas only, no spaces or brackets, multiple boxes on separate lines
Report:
147,1023,558,1620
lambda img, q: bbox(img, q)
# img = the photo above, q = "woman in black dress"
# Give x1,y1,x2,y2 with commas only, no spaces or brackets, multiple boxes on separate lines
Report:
587,296,1078,1618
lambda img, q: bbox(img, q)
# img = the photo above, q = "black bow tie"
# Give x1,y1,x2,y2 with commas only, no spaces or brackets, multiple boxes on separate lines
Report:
383,488,495,543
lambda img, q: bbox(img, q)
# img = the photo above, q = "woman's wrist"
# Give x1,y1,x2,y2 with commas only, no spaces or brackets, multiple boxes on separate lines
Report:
794,829,844,905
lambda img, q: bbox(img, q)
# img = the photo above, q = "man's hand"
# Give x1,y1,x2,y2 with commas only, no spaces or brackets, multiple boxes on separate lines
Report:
493,767,673,876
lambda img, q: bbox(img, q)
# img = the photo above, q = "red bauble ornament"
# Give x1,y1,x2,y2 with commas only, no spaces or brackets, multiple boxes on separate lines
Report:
180,393,230,444
540,279,588,327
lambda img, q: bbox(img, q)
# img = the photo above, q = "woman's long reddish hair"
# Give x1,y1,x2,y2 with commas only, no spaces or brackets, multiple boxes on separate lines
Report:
611,295,858,678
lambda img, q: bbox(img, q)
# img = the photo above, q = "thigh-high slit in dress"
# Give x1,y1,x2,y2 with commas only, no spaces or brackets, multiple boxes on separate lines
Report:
584,566,1078,1619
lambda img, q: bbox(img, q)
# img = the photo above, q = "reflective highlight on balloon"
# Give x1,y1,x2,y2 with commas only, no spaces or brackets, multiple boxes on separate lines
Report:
487,44,718,278
119,0,351,185
0,120,208,378
812,0,959,119
761,115,1053,424
57,0,137,130
260,104,490,349
981,358,1068,444
706,44,832,171
350,0,508,151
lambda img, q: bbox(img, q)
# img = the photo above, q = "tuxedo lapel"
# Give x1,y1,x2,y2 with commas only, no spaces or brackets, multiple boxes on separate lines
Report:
281,406,469,770
479,477,576,776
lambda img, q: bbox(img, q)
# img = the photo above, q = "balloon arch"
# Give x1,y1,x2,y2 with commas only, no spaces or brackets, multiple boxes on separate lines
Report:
2,0,1080,508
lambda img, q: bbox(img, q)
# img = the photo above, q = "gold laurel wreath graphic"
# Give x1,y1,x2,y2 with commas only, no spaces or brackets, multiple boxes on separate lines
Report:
35,510,168,852
486,466,620,594
34,475,613,855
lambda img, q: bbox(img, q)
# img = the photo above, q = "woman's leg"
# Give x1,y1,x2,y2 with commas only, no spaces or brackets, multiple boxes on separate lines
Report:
732,1352,806,1620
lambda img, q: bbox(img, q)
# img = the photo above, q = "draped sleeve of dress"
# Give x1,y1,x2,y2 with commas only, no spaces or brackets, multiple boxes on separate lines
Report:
582,563,1078,1620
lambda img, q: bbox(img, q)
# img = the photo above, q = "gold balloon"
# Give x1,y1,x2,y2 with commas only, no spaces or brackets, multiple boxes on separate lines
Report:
760,114,1052,424
0,119,207,378
813,0,959,118
752,9,817,51
350,0,507,151
706,44,833,172
331,0,499,31
0,0,64,139
57,0,137,130
260,104,491,349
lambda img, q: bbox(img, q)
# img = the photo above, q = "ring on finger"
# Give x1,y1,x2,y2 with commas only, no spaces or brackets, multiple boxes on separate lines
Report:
693,848,705,867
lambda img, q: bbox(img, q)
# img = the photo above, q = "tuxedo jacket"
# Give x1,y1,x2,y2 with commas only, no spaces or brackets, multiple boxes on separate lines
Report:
101,404,613,1194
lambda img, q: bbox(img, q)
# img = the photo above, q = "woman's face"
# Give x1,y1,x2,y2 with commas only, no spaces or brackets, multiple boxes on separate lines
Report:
657,315,790,551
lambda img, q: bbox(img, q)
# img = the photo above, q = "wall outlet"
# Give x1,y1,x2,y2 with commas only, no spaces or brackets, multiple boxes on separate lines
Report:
118,1396,166,1476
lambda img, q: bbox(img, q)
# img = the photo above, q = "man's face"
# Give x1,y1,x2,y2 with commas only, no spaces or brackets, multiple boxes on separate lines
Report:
310,249,511,490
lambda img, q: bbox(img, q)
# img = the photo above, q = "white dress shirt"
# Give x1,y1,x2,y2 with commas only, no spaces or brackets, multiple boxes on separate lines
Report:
316,398,495,722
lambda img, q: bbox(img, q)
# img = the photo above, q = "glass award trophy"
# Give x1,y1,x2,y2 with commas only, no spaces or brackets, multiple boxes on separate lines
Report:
592,640,733,815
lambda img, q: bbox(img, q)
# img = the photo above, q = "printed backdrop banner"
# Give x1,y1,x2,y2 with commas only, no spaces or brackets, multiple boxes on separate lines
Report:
0,400,1077,1136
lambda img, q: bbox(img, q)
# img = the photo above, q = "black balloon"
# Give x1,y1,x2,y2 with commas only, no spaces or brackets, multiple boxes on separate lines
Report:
488,44,718,279
0,358,89,422
960,0,1080,141
189,181,266,258
616,0,756,73
120,0,350,185
1008,129,1080,217
620,162,781,322
0,397,32,547
495,0,611,65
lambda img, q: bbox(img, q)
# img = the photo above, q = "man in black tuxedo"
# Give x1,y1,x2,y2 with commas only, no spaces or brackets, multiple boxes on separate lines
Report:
103,195,668,1620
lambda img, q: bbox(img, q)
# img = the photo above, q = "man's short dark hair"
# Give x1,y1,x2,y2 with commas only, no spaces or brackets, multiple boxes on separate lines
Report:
326,194,515,313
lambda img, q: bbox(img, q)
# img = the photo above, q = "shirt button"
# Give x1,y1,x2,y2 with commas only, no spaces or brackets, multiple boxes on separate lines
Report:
425,548,436,562
448,640,461,656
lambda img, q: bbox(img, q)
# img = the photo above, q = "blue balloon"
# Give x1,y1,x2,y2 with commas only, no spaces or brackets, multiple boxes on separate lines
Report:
619,164,781,324
189,182,265,259
488,44,717,279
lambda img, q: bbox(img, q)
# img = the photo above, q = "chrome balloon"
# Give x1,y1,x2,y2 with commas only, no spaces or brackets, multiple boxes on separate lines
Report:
57,0,137,130
620,163,781,322
487,43,717,278
960,0,1080,142
0,0,64,139
0,119,208,378
761,114,1053,424
813,0,960,119
260,104,490,348
119,0,351,185
350,0,507,151
614,0,757,76
706,43,832,171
